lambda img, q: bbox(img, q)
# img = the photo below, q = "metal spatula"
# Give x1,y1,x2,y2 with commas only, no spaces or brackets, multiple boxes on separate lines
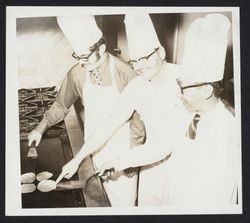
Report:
83,167,115,189
55,168,115,191
27,141,38,159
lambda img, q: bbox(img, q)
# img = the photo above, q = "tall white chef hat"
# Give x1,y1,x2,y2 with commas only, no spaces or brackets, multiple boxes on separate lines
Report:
57,15,103,55
180,14,231,83
124,12,161,59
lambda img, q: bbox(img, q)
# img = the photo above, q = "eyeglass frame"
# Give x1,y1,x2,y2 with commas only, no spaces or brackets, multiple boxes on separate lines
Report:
128,47,160,67
176,79,213,94
72,36,106,62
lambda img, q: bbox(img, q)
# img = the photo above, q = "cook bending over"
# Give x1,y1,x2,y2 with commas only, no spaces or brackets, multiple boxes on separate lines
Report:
56,12,181,183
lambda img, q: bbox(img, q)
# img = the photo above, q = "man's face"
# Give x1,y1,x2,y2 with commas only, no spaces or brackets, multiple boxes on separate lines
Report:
129,48,163,81
176,79,206,112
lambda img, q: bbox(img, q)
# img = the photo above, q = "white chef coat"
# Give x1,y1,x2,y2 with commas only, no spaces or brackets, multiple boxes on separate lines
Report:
162,100,240,206
112,62,185,206
114,62,240,206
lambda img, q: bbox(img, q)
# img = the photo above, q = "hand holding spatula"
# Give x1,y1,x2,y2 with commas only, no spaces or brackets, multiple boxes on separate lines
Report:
37,168,115,192
27,141,38,159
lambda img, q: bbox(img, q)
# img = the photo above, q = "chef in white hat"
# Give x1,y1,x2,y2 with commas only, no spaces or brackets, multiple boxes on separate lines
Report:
124,12,186,206
166,13,240,205
56,13,183,206
177,13,231,112
28,15,146,206
125,12,164,80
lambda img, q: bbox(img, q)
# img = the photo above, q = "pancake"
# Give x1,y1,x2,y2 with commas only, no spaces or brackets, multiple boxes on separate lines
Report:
36,171,53,181
37,180,57,192
21,183,36,193
21,172,36,184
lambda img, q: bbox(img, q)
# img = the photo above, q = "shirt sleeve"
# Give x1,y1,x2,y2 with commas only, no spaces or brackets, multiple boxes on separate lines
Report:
115,129,172,171
36,69,80,134
129,111,146,148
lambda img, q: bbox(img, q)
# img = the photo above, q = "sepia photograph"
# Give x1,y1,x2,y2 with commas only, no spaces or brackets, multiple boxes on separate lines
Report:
6,6,242,215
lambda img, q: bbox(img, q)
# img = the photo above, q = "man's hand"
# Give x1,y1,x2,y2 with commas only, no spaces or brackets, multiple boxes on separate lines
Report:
98,160,117,180
56,158,80,184
124,167,139,178
28,129,42,146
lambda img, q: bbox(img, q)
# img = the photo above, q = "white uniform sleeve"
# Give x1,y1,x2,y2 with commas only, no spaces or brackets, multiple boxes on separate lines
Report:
74,78,140,161
115,140,172,171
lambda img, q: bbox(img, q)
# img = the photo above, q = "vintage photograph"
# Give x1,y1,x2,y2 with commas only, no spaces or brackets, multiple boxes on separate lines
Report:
6,7,242,215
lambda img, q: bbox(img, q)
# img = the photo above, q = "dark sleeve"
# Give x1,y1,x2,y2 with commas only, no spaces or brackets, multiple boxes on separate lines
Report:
113,57,146,148
129,111,146,148
36,69,80,134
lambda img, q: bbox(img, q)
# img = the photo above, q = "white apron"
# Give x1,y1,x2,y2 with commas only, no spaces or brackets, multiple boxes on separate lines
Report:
83,55,137,206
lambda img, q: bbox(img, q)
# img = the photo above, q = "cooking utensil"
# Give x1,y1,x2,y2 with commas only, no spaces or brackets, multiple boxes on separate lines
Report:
55,168,115,191
27,141,38,159
55,180,84,191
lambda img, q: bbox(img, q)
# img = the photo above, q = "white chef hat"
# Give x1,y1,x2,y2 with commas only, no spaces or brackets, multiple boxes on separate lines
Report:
57,15,103,55
124,12,161,59
180,14,231,83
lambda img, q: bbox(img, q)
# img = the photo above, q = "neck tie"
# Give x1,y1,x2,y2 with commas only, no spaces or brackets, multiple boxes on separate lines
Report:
186,114,201,140
89,69,102,85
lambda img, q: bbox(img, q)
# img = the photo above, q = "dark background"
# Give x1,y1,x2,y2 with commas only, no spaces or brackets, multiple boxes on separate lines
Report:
2,0,250,223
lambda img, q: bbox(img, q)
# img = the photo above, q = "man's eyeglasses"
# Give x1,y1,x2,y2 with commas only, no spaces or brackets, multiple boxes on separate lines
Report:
72,36,106,62
128,47,159,67
176,79,212,94
72,49,96,62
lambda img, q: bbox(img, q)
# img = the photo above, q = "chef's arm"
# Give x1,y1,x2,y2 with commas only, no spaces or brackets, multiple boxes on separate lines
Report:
35,100,71,134
113,138,172,171
72,96,135,166
56,103,136,183
28,70,79,147
35,71,79,135
112,130,197,171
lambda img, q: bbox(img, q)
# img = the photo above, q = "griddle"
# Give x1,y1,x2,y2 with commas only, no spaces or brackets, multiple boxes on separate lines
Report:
20,132,85,208
19,87,85,208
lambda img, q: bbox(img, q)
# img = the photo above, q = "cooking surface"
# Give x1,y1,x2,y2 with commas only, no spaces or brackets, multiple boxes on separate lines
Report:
19,86,85,208
20,134,85,208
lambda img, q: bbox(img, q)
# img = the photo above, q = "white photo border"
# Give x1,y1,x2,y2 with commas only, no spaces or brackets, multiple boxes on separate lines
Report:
6,6,242,216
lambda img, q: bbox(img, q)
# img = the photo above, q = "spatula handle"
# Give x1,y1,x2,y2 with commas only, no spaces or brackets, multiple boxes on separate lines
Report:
55,180,84,191
30,141,36,148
